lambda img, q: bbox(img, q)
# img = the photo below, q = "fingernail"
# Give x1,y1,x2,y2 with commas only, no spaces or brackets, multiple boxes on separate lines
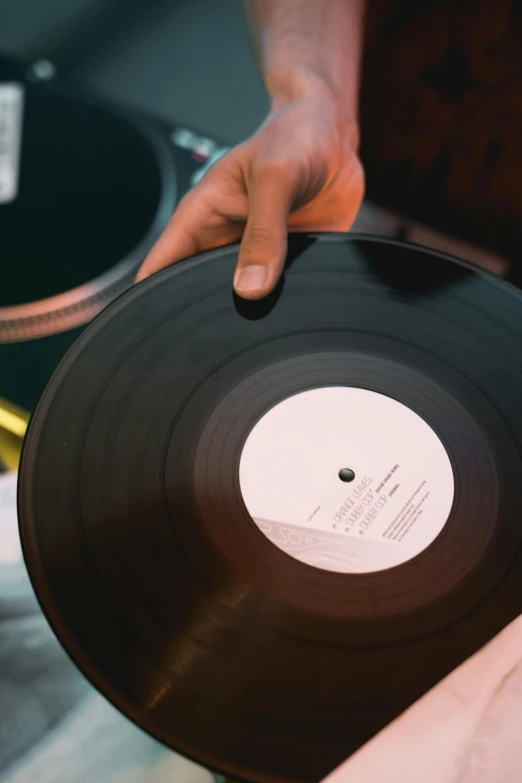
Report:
235,265,268,294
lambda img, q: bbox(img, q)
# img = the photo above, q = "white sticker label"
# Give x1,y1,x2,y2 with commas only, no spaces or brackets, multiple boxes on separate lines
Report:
0,83,24,204
239,387,454,574
0,471,22,564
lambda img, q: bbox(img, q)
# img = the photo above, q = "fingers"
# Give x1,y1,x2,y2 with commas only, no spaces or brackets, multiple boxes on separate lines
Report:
135,183,243,283
136,219,197,283
135,196,201,283
136,146,360,299
233,161,300,300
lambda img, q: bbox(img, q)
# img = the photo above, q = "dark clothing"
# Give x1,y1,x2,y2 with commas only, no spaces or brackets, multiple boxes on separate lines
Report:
361,1,522,263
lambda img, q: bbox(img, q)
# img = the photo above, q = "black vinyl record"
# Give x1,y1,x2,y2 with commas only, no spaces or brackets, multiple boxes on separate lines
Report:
18,235,522,783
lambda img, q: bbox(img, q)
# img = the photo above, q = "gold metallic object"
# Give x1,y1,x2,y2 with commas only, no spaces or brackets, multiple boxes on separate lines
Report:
0,396,29,471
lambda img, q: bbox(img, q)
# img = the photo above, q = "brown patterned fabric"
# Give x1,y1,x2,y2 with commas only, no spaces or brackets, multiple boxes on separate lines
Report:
360,0,522,259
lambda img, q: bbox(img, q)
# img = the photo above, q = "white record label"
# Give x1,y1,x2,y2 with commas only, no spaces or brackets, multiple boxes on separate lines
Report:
239,387,454,574
0,83,24,204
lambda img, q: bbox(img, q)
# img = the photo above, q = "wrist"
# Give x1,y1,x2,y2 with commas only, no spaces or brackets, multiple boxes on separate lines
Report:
268,70,360,150
268,65,339,107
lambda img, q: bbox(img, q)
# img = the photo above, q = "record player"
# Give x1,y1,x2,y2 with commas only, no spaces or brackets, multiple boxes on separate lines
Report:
0,52,229,411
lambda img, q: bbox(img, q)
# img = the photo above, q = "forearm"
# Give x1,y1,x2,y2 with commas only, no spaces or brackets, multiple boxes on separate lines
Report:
244,0,365,118
322,615,522,783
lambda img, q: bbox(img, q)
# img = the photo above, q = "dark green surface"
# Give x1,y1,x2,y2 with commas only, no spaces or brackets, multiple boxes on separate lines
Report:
0,327,83,413
0,0,268,146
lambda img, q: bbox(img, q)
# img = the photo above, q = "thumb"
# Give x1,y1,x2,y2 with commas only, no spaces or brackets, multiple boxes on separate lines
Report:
234,162,299,300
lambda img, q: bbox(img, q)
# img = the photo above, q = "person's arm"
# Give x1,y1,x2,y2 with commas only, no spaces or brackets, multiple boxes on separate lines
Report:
321,615,522,783
244,0,364,122
137,1,366,299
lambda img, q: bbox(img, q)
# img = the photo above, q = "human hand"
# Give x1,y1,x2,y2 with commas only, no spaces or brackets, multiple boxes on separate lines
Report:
136,94,364,299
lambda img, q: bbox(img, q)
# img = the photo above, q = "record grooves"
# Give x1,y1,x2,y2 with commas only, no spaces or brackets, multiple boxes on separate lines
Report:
18,235,522,782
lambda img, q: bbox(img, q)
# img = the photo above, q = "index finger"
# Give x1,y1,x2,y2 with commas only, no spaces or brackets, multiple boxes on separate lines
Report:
135,196,205,283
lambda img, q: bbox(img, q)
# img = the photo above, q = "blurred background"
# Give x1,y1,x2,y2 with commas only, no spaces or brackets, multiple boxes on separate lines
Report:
0,2,518,782
0,0,267,141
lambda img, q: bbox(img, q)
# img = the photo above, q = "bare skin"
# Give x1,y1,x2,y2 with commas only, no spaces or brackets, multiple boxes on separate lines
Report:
136,1,366,299
321,615,522,783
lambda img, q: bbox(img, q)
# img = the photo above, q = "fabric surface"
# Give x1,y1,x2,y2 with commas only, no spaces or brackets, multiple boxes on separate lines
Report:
361,0,522,260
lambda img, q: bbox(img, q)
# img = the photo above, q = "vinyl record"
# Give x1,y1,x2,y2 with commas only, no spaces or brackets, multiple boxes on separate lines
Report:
18,235,522,783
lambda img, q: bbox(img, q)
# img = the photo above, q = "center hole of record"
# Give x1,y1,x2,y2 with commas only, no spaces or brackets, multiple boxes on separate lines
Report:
338,468,355,483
